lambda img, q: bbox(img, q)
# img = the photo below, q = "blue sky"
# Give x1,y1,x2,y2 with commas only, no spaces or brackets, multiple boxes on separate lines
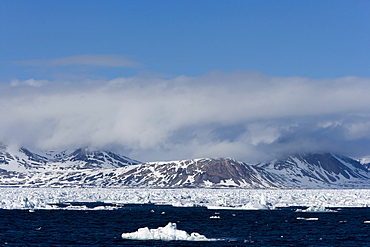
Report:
1,0,369,80
0,1,370,162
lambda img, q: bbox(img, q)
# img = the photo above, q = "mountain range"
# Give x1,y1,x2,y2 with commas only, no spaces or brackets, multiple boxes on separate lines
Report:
1,145,370,188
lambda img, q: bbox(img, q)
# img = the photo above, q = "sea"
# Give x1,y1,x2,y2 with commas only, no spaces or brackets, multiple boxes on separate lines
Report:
1,204,370,246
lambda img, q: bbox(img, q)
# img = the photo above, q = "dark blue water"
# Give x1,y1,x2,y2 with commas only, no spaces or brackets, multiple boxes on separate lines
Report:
1,205,370,246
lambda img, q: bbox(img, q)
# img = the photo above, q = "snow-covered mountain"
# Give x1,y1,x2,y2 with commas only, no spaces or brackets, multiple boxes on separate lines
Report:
0,146,141,187
0,146,140,171
1,145,370,188
114,158,281,188
256,153,370,188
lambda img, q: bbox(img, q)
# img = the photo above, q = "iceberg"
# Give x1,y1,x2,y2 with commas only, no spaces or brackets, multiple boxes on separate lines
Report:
121,222,215,241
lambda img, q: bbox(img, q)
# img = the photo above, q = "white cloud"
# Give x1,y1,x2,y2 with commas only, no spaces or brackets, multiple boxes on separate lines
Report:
1,71,370,162
10,78,49,87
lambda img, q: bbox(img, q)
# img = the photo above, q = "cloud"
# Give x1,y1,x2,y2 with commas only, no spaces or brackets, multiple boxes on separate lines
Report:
10,78,49,87
1,71,370,162
14,54,140,68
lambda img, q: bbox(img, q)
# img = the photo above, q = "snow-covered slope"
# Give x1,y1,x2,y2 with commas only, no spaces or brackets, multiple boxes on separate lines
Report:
1,145,370,188
256,153,370,188
358,157,370,171
0,146,140,171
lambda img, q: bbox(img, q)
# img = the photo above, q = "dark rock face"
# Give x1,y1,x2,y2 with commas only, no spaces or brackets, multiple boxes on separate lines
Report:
19,148,49,164
116,158,285,188
298,153,367,178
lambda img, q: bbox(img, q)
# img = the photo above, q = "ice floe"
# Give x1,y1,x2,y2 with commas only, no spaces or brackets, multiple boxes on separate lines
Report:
295,206,337,213
296,217,319,221
121,222,216,241
0,188,370,210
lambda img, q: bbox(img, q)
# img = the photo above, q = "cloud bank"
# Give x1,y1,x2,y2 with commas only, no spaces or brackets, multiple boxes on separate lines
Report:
1,71,370,162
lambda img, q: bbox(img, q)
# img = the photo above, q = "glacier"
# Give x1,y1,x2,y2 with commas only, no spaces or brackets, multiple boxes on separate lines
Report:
0,188,369,210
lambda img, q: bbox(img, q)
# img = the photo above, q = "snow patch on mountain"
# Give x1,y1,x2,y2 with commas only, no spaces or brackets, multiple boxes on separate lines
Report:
255,153,370,188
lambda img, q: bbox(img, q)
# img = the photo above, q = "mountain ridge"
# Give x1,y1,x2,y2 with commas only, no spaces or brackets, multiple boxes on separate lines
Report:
1,145,370,188
255,153,370,188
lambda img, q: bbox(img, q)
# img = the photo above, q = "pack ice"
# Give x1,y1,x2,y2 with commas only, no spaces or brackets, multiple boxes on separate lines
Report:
1,188,370,210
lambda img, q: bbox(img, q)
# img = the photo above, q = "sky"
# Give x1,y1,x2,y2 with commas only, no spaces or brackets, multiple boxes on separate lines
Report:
0,0,369,162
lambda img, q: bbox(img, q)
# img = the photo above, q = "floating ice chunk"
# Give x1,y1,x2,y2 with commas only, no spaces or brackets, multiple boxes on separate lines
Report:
121,222,215,241
207,203,270,211
207,206,235,210
241,202,270,210
296,217,319,221
209,215,220,219
296,206,336,213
